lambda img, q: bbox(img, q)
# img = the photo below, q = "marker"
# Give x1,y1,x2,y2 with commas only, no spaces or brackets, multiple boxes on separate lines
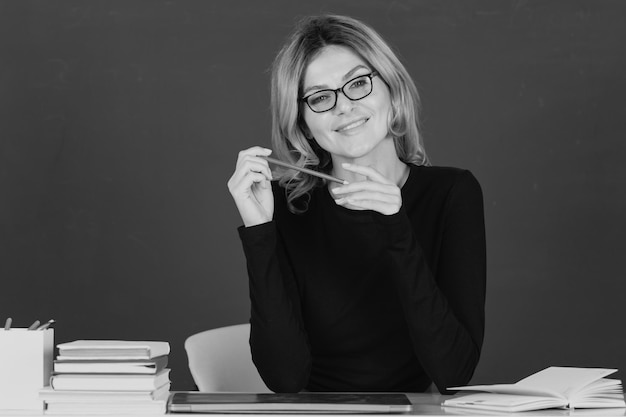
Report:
260,156,349,185
4,318,11,330
37,319,55,331
27,320,41,330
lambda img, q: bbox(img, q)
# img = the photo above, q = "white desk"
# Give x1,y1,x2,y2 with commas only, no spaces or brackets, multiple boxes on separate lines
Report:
2,393,624,417
165,393,626,417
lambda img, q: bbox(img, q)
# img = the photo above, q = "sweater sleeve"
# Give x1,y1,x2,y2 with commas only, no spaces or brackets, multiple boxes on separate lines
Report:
238,222,312,393
377,170,486,393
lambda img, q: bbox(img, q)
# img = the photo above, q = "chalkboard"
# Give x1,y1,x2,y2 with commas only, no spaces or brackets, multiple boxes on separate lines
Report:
1,0,625,390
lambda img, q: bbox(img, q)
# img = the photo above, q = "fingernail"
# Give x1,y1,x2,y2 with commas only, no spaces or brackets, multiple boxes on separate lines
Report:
341,163,350,168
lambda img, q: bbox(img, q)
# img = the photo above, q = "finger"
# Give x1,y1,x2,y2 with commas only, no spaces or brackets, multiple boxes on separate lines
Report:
336,197,400,215
238,146,272,159
341,163,392,185
331,181,399,198
334,198,366,211
337,190,401,206
244,158,273,180
231,147,272,186
232,171,271,196
236,147,272,168
232,157,273,184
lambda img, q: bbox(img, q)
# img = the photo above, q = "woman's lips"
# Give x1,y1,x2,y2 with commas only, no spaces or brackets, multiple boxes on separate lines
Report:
335,117,369,133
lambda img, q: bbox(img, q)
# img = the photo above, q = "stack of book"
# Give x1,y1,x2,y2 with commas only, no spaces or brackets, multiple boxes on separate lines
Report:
40,340,171,415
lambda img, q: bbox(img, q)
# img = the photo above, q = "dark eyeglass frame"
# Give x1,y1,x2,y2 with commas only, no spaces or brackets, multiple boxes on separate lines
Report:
301,71,379,113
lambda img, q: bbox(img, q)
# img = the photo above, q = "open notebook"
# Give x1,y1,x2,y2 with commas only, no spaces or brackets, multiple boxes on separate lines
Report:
168,392,412,414
444,367,625,412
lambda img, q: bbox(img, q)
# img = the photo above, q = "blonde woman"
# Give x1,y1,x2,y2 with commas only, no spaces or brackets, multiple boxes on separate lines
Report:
228,15,486,393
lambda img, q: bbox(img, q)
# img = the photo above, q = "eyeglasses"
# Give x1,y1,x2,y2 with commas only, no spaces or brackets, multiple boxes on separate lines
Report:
301,71,379,113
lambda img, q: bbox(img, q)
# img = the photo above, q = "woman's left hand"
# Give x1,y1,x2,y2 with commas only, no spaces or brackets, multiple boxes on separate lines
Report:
330,163,402,215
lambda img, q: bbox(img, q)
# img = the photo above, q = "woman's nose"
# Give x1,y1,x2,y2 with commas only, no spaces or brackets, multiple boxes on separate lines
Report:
333,90,354,113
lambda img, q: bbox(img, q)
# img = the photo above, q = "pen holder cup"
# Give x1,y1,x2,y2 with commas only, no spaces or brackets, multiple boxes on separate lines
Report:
0,329,54,412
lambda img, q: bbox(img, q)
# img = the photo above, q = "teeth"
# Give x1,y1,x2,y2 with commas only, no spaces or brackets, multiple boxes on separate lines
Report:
338,119,366,132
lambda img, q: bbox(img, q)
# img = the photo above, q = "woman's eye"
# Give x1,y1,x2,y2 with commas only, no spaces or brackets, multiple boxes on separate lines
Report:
349,78,367,89
310,93,331,105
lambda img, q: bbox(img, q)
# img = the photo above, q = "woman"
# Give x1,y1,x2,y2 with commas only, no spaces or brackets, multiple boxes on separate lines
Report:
227,15,486,394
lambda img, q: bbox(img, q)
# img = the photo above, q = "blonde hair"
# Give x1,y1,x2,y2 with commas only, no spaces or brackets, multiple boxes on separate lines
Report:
271,14,428,213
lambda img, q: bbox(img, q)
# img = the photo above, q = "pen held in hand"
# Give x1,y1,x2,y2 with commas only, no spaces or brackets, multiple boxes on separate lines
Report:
260,156,349,185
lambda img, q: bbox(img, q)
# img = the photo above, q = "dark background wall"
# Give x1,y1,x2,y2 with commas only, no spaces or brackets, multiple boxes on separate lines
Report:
1,0,624,390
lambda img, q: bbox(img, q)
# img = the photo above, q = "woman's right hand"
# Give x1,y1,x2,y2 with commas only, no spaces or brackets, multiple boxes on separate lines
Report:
227,147,274,227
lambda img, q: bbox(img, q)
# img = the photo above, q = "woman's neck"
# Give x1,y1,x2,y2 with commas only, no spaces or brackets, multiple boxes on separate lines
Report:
330,142,409,187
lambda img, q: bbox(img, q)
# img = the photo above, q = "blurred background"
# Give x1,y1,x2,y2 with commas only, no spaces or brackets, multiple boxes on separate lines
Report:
1,0,625,390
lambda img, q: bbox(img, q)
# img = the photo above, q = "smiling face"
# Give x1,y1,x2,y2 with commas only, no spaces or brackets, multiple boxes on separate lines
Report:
301,45,394,164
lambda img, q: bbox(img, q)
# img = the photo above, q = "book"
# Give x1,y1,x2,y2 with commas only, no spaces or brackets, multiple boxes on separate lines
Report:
50,368,170,391
53,355,168,374
40,383,171,403
56,340,170,360
443,366,626,412
44,399,167,415
168,392,413,414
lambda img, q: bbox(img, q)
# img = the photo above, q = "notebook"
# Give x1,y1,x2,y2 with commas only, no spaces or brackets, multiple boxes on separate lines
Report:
168,392,412,414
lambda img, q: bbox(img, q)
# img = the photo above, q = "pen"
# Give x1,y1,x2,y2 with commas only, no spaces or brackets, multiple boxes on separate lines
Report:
260,156,349,185
27,320,41,330
4,318,11,330
37,319,55,331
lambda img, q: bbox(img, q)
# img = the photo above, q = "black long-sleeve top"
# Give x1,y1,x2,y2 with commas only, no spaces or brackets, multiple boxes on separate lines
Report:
238,165,486,394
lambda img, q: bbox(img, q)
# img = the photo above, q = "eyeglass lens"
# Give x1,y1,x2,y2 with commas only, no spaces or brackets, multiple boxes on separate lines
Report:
305,74,374,113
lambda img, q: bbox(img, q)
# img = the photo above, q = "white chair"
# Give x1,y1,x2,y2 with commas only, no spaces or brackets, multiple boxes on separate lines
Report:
185,323,271,392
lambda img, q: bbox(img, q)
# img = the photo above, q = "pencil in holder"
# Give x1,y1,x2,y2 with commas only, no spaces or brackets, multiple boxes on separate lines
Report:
0,328,54,412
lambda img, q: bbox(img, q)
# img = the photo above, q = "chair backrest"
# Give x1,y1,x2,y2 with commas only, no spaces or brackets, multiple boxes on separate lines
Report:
184,323,271,392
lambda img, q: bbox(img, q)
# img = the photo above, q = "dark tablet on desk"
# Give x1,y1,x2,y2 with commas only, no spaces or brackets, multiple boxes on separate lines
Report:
168,392,413,414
